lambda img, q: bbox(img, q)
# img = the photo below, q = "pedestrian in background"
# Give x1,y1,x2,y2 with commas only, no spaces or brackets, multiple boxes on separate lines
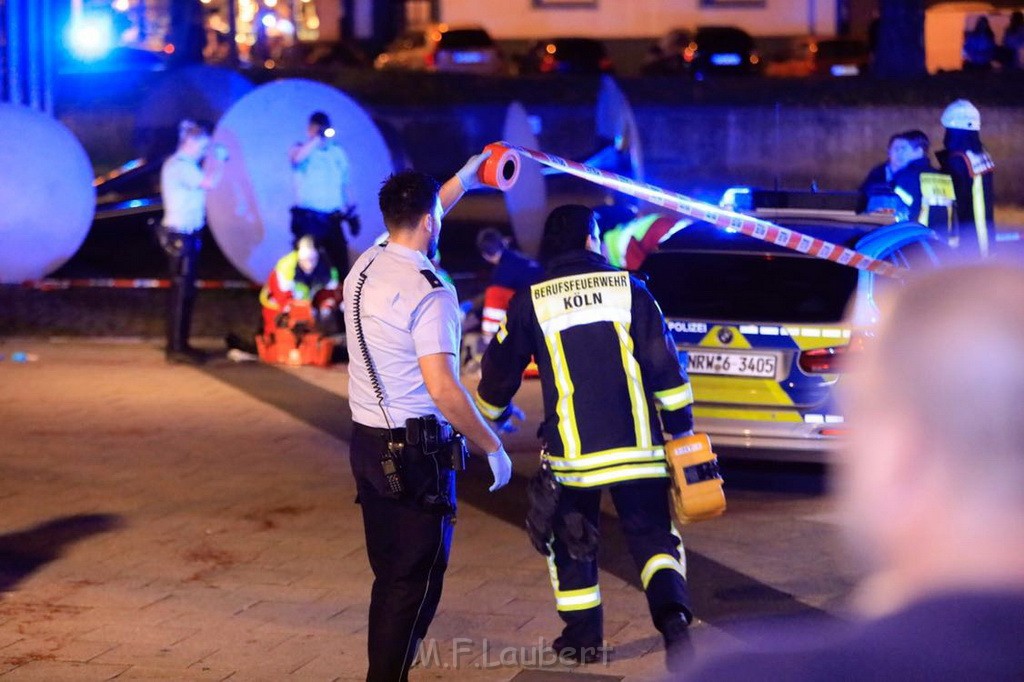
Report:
290,111,358,274
158,119,226,364
963,15,997,70
1001,10,1024,69
937,99,996,258
343,152,513,682
476,205,696,672
682,263,1024,680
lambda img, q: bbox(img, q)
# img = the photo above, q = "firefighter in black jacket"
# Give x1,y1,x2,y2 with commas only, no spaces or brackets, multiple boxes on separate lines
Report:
476,205,695,671
937,99,996,258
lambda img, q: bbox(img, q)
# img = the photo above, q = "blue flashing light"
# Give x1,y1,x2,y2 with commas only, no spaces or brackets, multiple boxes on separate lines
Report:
66,13,115,61
261,14,277,29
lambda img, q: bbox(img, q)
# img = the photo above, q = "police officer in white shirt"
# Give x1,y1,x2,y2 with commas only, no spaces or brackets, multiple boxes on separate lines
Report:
343,153,513,682
289,111,357,273
158,119,226,364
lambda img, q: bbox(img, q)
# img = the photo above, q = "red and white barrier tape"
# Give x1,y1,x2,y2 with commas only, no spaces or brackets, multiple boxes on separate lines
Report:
496,142,904,279
20,278,258,291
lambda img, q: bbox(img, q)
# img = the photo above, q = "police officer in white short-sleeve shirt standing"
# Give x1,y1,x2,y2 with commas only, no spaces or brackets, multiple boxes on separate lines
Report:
343,155,514,682
290,111,358,273
158,119,226,364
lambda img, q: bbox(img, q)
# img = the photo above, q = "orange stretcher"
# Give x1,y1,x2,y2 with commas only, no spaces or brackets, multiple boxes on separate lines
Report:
255,301,335,367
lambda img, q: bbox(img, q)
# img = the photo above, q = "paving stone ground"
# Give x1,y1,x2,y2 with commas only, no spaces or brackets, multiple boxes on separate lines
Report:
0,338,854,681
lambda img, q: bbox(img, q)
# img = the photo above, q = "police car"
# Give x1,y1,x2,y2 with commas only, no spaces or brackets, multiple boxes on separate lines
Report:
641,189,949,460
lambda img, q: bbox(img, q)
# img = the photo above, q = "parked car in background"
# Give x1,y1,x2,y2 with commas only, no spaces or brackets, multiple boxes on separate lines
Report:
640,189,949,460
281,40,369,69
373,23,505,74
765,37,870,77
516,37,614,74
644,26,760,78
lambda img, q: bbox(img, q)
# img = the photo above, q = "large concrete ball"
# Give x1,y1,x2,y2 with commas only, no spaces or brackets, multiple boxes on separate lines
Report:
207,79,394,282
135,66,254,159
502,101,546,259
0,104,95,283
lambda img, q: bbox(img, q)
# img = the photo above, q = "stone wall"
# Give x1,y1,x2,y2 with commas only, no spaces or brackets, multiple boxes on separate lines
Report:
59,72,1024,204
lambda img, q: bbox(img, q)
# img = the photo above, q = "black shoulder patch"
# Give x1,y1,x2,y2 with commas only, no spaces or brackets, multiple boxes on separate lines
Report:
420,269,444,288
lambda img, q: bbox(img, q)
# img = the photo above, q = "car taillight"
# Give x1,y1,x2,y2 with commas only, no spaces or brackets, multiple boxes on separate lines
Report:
540,55,556,72
798,332,868,374
599,56,613,71
424,52,436,69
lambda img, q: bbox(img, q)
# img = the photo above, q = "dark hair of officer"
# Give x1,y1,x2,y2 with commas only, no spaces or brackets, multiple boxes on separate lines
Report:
378,170,441,233
309,110,331,129
538,204,598,263
898,129,930,154
476,227,506,259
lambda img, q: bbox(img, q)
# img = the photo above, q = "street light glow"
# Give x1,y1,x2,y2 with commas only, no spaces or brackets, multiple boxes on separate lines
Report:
65,13,114,61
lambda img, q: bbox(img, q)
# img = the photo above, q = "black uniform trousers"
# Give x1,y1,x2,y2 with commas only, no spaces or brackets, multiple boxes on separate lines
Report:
350,424,455,682
548,477,691,647
158,227,203,354
290,207,350,276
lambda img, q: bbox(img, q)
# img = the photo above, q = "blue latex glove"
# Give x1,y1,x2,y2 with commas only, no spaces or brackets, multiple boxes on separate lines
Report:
487,445,512,492
456,149,492,192
495,403,526,434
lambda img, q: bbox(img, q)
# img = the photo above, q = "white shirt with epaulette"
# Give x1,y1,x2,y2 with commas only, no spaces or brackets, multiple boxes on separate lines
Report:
160,153,206,233
292,142,349,214
344,242,461,429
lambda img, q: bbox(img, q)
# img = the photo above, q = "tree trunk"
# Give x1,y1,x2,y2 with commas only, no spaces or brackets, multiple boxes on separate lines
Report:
873,0,926,77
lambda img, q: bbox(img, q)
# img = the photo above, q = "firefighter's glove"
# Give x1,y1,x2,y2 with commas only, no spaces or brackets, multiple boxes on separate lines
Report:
525,460,559,555
494,402,525,434
556,512,600,562
456,148,492,192
487,445,512,492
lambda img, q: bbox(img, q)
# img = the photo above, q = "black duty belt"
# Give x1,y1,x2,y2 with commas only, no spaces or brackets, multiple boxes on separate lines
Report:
353,422,406,443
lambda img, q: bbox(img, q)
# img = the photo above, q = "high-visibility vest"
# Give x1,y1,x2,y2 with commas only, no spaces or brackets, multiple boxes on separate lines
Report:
918,172,956,239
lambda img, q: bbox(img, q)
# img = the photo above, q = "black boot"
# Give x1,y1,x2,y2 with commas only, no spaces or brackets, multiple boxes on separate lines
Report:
552,635,608,665
660,612,692,673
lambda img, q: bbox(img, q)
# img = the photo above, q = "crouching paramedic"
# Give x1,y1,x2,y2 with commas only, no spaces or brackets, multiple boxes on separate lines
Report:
259,236,341,338
475,205,697,671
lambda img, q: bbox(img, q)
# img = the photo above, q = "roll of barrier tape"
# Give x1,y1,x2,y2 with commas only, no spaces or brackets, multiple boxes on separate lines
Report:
478,143,521,191
489,141,905,279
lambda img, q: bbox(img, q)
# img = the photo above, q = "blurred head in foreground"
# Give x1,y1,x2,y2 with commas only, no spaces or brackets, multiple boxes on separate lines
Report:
839,263,1024,615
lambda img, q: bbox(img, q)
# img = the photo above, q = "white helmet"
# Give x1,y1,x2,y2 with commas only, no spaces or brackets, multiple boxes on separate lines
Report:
940,99,981,131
